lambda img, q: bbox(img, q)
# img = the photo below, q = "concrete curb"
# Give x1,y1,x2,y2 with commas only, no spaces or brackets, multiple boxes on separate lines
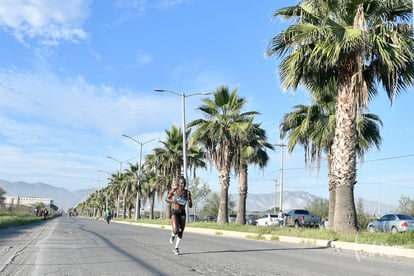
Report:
115,221,414,259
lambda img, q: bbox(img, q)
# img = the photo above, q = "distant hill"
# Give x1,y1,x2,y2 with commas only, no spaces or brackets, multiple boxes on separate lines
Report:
0,179,396,215
0,180,93,210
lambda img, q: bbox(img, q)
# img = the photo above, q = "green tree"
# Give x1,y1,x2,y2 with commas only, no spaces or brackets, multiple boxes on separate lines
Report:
189,85,256,224
267,0,414,234
397,195,414,215
201,192,236,218
355,198,371,230
187,176,211,217
305,198,329,219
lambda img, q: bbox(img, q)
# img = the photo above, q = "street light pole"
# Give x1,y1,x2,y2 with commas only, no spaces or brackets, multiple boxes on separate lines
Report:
123,134,159,221
273,179,277,214
274,143,286,213
154,88,210,181
107,156,134,218
154,88,211,223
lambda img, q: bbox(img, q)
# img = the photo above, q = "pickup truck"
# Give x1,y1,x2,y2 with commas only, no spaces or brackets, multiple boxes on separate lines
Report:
283,209,321,228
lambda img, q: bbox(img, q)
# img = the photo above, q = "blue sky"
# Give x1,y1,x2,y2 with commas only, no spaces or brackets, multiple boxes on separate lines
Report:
0,0,413,208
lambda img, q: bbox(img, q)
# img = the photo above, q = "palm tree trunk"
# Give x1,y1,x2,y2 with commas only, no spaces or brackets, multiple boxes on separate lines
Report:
236,163,248,224
327,150,335,229
217,167,230,224
122,188,128,218
149,193,155,219
332,84,358,234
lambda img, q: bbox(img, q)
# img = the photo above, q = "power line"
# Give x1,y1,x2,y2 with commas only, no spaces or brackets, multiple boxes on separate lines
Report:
362,154,414,163
266,153,414,175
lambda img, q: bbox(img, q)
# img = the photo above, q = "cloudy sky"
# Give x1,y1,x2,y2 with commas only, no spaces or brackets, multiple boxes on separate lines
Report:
0,0,413,208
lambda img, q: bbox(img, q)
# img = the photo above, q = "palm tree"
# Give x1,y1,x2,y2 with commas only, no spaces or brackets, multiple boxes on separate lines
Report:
107,172,123,216
146,125,206,218
159,125,186,186
280,93,382,227
124,163,140,218
267,0,414,234
188,85,257,224
233,121,273,224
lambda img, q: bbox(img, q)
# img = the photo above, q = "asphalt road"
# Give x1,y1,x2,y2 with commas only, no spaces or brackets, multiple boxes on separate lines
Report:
0,216,413,276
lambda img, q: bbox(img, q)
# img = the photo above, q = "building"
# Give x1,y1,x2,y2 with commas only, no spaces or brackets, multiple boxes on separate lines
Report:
4,195,54,207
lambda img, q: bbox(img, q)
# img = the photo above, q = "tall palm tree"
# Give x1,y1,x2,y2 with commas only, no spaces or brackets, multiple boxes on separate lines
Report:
280,93,336,223
146,125,206,218
107,172,123,216
233,121,273,224
267,0,414,234
188,85,257,224
124,163,140,218
280,93,383,228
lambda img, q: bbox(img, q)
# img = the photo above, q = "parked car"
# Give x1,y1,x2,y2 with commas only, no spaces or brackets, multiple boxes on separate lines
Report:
367,214,414,233
245,214,258,225
283,209,321,228
256,213,281,226
202,215,217,222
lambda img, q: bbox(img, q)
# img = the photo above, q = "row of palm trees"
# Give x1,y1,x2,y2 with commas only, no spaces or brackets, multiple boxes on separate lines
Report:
76,86,274,224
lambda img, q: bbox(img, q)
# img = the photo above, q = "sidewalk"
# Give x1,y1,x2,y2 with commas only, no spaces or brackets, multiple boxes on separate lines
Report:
117,220,414,259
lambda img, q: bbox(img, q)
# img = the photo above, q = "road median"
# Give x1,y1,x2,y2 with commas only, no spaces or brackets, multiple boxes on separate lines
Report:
117,220,414,259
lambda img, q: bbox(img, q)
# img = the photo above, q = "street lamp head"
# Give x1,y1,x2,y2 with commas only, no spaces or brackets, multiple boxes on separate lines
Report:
154,88,181,96
155,88,212,97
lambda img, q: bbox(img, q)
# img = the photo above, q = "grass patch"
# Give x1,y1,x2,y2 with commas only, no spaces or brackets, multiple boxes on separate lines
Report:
126,218,414,248
0,209,44,229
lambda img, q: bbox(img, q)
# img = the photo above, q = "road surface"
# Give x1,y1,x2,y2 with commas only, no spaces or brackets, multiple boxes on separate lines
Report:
0,216,413,275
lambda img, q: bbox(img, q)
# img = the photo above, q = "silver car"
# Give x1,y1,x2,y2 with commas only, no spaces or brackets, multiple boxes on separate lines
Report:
367,214,414,233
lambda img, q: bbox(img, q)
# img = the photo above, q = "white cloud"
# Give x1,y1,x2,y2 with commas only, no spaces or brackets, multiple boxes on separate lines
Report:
136,52,153,65
156,0,190,10
0,68,175,138
0,68,180,190
0,0,90,45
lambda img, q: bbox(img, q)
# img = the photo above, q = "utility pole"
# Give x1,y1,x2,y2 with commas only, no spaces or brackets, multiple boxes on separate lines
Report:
273,179,278,214
273,143,286,212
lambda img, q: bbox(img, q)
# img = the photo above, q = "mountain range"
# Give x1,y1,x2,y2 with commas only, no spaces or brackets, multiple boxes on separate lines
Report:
0,179,397,215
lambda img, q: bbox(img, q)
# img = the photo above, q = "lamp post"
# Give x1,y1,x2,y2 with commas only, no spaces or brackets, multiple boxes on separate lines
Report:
154,89,210,181
273,143,286,213
154,88,211,222
273,179,277,214
123,134,159,220
107,156,135,218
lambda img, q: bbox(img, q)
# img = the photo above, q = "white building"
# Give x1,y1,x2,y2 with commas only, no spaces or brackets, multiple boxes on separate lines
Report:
4,195,53,207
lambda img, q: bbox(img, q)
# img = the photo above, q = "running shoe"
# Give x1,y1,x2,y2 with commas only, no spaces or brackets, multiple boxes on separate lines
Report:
173,248,180,255
169,235,175,245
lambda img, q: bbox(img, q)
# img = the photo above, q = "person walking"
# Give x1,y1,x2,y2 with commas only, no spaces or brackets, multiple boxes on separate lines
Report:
105,209,111,224
42,208,49,220
165,176,192,255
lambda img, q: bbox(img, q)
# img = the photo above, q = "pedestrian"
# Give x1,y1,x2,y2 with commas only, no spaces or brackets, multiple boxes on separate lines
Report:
42,208,49,220
165,176,192,255
105,209,111,224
